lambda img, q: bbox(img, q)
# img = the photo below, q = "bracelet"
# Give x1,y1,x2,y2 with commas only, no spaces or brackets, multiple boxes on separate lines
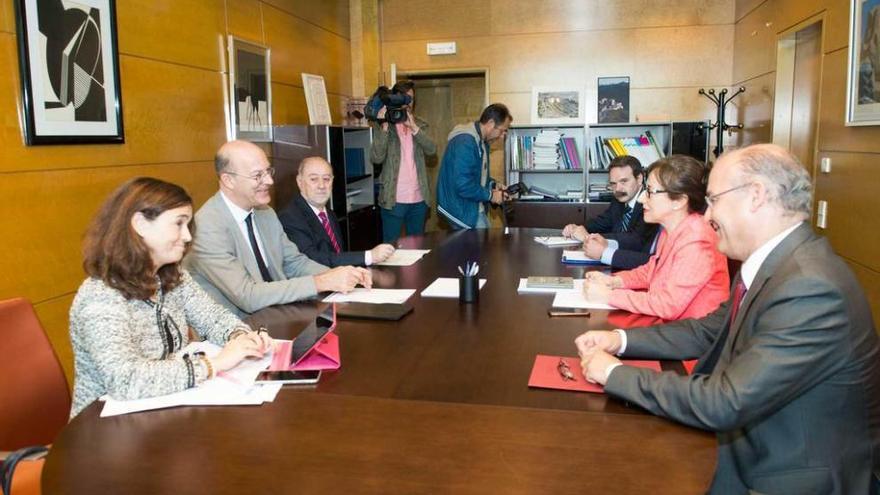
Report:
202,356,214,380
228,326,249,341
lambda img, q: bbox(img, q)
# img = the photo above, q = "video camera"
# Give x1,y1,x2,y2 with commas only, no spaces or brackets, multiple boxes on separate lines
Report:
365,86,413,124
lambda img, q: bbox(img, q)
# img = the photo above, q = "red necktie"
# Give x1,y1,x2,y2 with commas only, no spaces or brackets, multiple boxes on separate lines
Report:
729,279,747,324
318,211,341,253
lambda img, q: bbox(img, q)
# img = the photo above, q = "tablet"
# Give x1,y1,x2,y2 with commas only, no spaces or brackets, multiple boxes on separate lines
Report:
290,306,336,366
335,302,413,321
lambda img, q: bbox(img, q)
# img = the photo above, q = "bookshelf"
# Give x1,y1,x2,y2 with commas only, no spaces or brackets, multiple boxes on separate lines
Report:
503,121,709,228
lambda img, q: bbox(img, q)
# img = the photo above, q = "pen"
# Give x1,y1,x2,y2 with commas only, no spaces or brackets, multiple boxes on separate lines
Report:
458,265,464,276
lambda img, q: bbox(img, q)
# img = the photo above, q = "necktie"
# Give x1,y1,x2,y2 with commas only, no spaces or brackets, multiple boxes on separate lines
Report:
244,213,273,282
729,279,747,324
318,211,341,253
619,205,633,232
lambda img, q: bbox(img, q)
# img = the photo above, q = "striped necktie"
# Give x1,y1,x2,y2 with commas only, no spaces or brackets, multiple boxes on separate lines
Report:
619,205,633,233
318,211,341,253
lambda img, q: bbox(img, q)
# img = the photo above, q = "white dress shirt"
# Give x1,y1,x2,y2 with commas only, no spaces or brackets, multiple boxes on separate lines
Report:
220,191,268,261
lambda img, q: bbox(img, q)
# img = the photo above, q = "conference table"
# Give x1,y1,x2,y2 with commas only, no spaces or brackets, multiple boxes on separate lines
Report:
43,228,716,494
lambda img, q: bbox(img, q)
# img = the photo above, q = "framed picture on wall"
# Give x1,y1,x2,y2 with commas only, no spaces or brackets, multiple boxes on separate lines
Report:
847,0,880,125
228,36,272,141
14,0,124,145
597,76,630,124
302,73,332,125
530,87,585,125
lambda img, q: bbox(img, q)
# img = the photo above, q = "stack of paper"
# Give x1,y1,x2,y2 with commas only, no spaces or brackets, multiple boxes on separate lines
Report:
533,130,561,169
375,249,431,266
518,277,580,294
551,286,615,310
323,288,416,304
534,236,582,247
100,341,279,417
561,250,603,265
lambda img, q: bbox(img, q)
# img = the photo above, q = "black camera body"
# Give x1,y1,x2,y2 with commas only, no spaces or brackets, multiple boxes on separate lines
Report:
365,86,413,124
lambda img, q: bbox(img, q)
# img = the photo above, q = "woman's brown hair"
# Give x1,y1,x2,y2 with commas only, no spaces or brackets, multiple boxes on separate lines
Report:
83,177,194,300
646,155,708,213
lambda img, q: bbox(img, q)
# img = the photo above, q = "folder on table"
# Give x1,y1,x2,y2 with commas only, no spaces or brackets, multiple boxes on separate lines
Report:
528,355,661,393
561,250,603,265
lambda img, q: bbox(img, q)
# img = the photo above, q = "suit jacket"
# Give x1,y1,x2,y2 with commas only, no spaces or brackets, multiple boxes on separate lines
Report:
183,192,328,317
278,193,367,267
605,223,880,494
588,199,658,270
610,213,729,320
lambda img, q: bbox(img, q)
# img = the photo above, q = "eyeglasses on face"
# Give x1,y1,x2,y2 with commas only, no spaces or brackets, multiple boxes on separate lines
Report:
226,166,276,183
705,183,751,207
644,186,668,199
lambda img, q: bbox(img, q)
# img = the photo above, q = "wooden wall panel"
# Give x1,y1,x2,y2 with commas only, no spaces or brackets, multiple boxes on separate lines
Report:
264,4,352,95
262,0,350,38
730,72,775,146
0,52,226,172
0,162,217,304
733,0,776,82
116,0,226,72
0,0,12,34
385,25,733,94
491,0,734,35
272,82,346,126
817,49,880,153
849,261,880,329
227,0,266,44
380,0,490,41
813,151,880,273
736,0,766,22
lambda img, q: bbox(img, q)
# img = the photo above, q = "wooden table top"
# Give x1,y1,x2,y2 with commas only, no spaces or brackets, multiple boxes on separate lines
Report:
43,228,715,494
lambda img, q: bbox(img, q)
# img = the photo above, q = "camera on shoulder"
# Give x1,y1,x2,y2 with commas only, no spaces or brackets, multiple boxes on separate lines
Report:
365,85,412,124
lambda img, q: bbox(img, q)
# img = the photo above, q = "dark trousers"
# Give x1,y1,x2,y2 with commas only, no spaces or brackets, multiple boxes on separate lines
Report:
381,201,428,242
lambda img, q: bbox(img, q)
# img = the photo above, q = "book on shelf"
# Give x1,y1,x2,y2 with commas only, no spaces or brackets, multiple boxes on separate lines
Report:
511,131,582,171
589,132,665,170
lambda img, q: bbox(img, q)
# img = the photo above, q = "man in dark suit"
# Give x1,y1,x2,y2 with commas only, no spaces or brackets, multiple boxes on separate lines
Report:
562,155,658,270
279,156,395,267
575,144,880,494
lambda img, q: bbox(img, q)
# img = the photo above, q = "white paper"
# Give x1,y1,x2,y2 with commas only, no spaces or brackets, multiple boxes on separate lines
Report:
420,277,487,298
552,281,616,310
375,249,431,266
322,288,416,304
534,236,582,247
561,250,603,264
99,342,278,417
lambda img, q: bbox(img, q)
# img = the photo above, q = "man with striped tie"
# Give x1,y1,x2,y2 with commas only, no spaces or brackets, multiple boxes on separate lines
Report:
185,141,371,317
279,156,395,267
562,155,658,269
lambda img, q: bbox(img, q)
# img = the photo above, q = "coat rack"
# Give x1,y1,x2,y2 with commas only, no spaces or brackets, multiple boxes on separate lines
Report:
698,86,745,158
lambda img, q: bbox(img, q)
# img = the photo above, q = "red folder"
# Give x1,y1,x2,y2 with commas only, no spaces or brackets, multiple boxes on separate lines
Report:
270,333,341,372
528,355,661,393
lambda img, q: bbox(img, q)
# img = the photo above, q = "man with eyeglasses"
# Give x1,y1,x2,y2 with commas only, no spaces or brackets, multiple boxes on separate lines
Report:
576,144,880,494
562,155,659,269
278,156,395,267
185,140,372,317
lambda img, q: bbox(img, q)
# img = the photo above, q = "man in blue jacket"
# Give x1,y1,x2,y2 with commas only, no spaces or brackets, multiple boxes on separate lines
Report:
436,104,512,229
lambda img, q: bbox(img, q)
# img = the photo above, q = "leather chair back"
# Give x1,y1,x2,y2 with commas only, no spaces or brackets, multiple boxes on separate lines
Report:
0,298,70,450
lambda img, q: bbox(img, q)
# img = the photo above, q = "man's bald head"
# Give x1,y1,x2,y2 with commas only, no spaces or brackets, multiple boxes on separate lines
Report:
296,156,334,209
215,140,266,176
215,140,274,210
297,156,333,178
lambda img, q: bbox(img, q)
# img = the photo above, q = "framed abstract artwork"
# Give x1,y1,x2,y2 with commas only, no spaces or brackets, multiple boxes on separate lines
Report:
15,0,124,145
302,73,332,125
228,36,272,141
847,0,880,125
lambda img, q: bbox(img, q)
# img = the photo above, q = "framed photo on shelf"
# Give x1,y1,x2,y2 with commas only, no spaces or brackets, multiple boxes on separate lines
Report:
847,0,880,125
530,87,585,125
597,76,630,124
228,36,272,141
15,0,124,145
302,73,332,125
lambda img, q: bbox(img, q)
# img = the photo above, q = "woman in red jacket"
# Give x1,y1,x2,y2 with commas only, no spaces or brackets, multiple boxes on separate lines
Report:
583,155,729,320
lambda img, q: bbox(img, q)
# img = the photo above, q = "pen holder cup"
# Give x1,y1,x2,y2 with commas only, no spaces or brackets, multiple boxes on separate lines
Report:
459,275,479,304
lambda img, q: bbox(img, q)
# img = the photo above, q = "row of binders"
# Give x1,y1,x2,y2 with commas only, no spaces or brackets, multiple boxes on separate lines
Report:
511,130,583,171
589,132,664,170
